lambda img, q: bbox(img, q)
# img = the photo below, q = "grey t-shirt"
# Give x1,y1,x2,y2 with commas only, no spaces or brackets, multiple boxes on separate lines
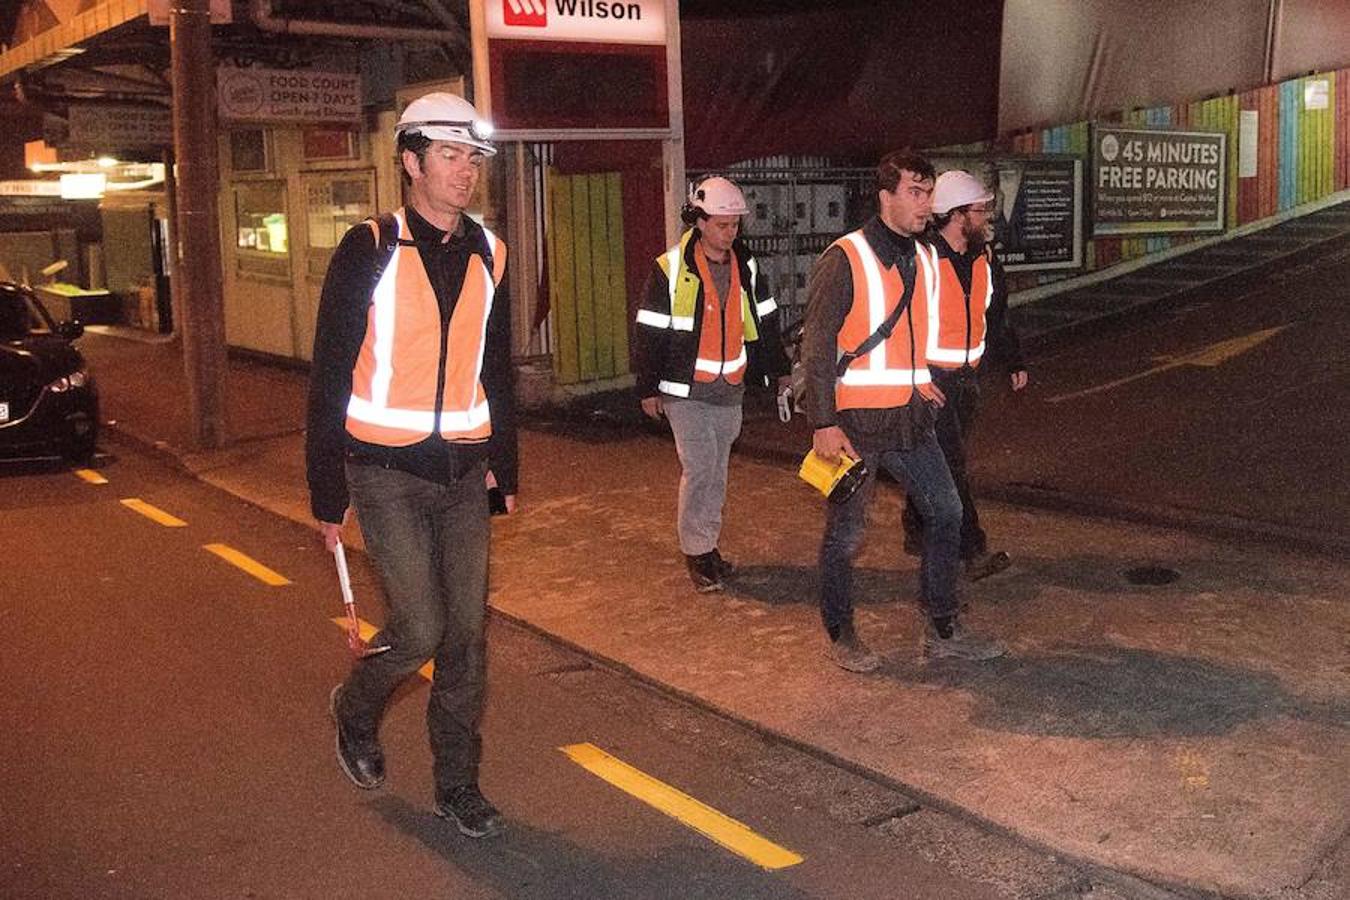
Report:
685,256,745,406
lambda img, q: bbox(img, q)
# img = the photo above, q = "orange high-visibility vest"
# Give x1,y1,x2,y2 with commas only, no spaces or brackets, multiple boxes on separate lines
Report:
692,241,746,384
832,230,937,410
345,209,506,446
927,251,992,369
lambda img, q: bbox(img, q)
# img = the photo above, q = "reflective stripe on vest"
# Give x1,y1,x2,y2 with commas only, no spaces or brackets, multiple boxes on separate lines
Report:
833,231,934,409
927,252,992,367
658,379,691,397
345,210,505,445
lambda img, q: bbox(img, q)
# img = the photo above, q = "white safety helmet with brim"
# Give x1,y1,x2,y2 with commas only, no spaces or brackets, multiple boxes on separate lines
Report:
932,169,994,215
396,92,497,156
689,176,750,217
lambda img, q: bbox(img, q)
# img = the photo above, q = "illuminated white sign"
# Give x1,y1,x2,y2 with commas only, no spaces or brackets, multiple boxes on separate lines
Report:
59,173,106,200
217,66,363,123
486,0,666,45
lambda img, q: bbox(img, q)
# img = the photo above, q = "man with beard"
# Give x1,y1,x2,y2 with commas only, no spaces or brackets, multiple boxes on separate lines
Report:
901,169,1028,581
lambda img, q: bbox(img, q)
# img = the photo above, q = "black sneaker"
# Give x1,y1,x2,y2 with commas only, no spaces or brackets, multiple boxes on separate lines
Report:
684,553,724,593
435,784,505,838
710,548,736,579
963,551,1012,581
329,685,385,790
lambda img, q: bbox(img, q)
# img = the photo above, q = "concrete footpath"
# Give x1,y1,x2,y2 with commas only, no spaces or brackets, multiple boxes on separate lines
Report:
77,332,1349,900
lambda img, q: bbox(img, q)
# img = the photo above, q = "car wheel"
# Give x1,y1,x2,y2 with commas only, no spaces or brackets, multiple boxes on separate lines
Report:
65,432,98,465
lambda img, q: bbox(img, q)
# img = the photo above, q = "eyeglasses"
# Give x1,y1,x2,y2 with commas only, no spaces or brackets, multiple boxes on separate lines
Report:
965,205,996,216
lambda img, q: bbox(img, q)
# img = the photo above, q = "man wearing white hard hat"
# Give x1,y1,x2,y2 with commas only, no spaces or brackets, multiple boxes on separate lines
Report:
633,176,792,592
306,91,515,839
901,168,1028,580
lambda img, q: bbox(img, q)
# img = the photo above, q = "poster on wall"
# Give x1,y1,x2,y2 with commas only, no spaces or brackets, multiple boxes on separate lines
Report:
931,155,1084,271
1092,126,1226,235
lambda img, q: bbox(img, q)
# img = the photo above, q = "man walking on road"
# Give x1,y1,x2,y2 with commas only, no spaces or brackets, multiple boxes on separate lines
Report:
901,169,1028,580
634,176,792,592
802,152,1005,673
305,92,517,839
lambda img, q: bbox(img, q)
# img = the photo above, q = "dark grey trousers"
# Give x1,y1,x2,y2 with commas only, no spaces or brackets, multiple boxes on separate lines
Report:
336,460,491,794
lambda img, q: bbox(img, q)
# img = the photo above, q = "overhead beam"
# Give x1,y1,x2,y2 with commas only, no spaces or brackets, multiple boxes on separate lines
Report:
0,0,149,83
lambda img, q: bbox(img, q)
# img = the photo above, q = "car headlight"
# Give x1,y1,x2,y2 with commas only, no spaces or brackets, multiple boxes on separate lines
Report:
48,369,90,392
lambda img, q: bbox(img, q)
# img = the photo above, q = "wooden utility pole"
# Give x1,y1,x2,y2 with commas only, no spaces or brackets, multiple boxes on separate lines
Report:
169,0,226,449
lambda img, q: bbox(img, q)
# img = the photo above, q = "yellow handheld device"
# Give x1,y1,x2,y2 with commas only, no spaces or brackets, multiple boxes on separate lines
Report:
798,450,868,503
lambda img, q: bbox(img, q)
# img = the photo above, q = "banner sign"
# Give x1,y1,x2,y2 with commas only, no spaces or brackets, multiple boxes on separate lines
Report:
931,155,1084,272
64,104,173,149
1092,126,1226,235
217,66,362,124
486,0,666,44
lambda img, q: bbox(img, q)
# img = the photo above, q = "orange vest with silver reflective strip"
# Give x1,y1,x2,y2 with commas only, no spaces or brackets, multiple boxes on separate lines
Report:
345,209,506,446
832,230,937,411
927,251,992,369
692,243,746,384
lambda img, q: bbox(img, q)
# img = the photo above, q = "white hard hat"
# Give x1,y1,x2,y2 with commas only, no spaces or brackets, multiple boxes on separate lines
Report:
396,92,497,156
689,176,749,216
932,169,994,215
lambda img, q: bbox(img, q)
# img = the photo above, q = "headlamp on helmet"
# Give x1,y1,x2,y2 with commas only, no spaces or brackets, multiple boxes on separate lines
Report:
395,92,497,156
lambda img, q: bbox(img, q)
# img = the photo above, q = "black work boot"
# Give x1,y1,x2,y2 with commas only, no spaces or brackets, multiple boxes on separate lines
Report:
684,552,724,593
329,685,385,790
435,784,505,838
710,548,736,579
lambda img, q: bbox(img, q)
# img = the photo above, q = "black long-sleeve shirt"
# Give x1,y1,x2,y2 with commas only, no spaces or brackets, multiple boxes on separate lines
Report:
305,206,518,524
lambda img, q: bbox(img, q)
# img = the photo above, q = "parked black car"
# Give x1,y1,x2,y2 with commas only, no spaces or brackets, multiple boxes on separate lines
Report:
0,281,99,462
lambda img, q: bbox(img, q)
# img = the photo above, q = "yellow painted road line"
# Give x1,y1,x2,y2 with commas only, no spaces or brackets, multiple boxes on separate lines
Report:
120,497,187,527
560,742,804,871
203,543,291,586
1047,325,1288,404
326,617,433,679
74,468,107,484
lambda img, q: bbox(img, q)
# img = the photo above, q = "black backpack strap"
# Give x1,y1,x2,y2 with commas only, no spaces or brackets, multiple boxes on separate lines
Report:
367,212,401,293
835,252,919,378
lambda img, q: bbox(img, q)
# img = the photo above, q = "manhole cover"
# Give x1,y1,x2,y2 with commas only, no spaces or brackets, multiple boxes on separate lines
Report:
1124,566,1181,586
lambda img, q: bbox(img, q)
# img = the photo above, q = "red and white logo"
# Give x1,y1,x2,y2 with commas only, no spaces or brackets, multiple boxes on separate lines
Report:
503,0,547,27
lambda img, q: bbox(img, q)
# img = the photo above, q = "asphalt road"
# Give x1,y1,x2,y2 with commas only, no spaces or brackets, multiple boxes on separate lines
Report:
965,236,1350,546
0,440,1130,900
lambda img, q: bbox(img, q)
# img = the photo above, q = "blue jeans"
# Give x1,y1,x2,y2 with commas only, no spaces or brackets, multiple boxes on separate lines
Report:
819,431,962,637
336,460,490,794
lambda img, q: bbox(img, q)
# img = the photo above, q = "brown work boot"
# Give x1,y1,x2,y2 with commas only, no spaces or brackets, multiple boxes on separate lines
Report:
829,625,882,673
922,620,1006,661
963,550,1011,581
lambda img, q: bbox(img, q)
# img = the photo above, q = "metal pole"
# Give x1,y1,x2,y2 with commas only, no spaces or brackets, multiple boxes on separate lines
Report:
169,0,227,449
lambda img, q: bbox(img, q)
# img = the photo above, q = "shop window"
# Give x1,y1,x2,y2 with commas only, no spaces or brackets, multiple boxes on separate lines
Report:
230,130,270,173
305,171,375,277
303,128,359,162
234,180,289,281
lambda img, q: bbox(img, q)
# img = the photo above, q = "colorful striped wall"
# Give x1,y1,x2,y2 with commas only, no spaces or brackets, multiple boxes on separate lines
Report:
1004,67,1348,290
